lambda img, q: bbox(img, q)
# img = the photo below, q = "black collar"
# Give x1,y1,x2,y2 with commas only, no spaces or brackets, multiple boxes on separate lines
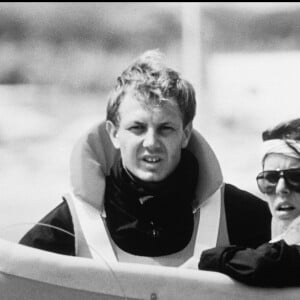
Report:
104,149,199,256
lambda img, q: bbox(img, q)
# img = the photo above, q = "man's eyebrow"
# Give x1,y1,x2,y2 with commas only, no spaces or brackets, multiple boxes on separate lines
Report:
127,121,145,125
159,121,177,126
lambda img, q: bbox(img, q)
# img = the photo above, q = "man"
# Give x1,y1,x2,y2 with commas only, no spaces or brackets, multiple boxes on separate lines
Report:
20,50,271,267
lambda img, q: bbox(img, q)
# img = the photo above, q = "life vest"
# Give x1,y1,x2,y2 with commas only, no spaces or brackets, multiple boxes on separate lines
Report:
65,122,228,268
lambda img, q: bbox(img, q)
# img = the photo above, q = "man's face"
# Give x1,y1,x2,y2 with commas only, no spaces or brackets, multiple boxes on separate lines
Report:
106,95,192,182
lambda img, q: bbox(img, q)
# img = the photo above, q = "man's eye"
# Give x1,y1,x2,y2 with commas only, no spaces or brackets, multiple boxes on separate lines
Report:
128,125,145,133
160,126,174,133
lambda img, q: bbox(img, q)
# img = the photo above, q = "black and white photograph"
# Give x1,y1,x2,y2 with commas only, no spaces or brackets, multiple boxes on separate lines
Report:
1,2,300,299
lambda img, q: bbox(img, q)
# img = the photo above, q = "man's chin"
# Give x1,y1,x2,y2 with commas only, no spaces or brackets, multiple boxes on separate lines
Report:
136,171,166,182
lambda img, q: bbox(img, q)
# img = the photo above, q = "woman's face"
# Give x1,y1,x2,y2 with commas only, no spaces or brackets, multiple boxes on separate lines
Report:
264,153,300,224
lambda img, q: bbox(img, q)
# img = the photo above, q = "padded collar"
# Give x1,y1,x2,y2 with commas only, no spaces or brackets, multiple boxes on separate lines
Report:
70,122,223,214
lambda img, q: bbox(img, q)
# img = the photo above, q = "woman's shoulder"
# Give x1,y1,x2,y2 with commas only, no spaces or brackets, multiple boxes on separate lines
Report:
223,183,272,247
224,183,269,210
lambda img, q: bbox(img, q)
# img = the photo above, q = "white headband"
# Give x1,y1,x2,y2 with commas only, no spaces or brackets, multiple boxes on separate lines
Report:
262,139,300,163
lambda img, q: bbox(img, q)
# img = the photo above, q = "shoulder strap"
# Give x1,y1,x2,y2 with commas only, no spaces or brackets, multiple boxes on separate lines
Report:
216,184,229,246
194,184,224,256
64,193,117,263
181,184,227,269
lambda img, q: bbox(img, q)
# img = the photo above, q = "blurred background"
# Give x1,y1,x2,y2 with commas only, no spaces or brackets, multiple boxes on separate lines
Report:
1,2,300,238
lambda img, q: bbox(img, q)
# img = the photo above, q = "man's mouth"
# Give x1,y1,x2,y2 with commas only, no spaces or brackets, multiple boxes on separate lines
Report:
142,156,161,163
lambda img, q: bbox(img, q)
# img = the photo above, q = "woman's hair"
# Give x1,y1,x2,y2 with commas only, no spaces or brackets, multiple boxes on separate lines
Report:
106,49,196,128
261,118,300,165
262,118,300,141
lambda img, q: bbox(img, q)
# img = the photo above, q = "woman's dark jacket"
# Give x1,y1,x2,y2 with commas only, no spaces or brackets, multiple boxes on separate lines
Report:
199,240,300,287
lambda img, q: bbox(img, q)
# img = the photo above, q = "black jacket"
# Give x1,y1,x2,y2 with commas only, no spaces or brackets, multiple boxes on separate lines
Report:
19,183,271,256
199,240,300,287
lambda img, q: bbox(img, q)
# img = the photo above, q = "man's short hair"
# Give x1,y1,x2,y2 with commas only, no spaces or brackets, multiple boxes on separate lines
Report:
106,49,196,128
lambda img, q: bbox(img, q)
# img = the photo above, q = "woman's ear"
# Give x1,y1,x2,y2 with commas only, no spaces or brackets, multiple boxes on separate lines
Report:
106,120,120,149
181,122,193,149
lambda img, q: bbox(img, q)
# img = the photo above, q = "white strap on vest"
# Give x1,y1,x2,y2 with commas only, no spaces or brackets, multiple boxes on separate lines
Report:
64,193,118,262
181,185,225,269
64,184,225,268
194,185,224,256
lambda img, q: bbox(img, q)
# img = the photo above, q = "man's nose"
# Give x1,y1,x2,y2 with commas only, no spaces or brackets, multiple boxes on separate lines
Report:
143,130,160,149
275,177,290,195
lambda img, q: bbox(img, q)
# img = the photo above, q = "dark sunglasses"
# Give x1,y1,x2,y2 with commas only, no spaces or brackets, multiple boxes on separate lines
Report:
256,168,300,194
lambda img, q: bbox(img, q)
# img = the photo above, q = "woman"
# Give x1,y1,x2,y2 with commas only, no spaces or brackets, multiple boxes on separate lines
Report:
199,118,300,286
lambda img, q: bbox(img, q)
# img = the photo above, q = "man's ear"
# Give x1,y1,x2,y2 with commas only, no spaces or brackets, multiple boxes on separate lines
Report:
106,120,120,149
181,122,193,149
